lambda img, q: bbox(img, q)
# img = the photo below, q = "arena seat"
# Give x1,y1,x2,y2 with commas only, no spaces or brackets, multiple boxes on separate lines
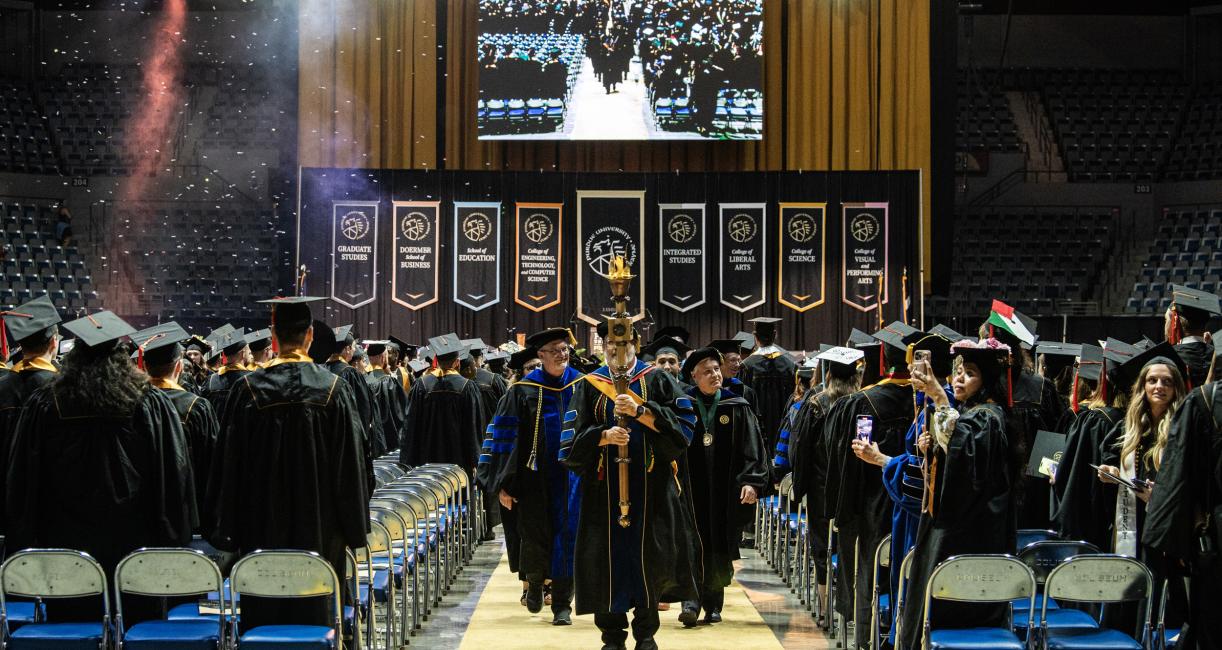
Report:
1125,206,1222,314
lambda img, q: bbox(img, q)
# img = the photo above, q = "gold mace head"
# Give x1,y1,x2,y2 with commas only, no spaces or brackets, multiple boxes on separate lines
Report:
605,255,635,297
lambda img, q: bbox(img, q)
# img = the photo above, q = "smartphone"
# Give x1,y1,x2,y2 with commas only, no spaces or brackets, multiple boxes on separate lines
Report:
912,349,932,379
856,415,874,442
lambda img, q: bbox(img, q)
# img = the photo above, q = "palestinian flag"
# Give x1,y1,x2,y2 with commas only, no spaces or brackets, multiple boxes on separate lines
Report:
986,299,1036,347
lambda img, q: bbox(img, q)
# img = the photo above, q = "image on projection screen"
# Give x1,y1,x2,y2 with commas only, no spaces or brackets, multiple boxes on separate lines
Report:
477,0,764,141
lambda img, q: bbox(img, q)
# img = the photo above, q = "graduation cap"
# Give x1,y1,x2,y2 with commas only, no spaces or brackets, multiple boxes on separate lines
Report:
1131,336,1158,351
308,319,338,361
362,340,390,357
389,336,418,358
2,296,61,354
509,348,540,373
216,327,249,357
485,350,509,370
185,335,211,355
428,333,465,359
205,323,235,345
950,338,1011,386
708,339,747,356
525,328,575,349
1168,284,1222,339
903,329,955,378
680,346,723,383
748,316,782,337
641,335,689,360
408,359,429,374
872,321,919,352
653,326,691,345
333,325,354,345
350,345,367,362
816,346,865,379
258,296,326,331
132,321,190,369
461,338,488,357
62,310,136,350
1035,342,1081,379
732,331,755,351
848,328,879,348
929,324,966,343
1112,342,1188,394
246,328,272,353
1076,344,1106,382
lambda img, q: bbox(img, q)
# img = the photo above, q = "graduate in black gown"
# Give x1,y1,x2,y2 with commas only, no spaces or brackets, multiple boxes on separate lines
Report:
1164,284,1219,389
676,347,769,626
203,327,252,412
826,321,916,647
1036,341,1083,434
207,297,369,632
476,328,584,624
641,336,689,385
465,338,510,423
6,310,196,621
1050,342,1134,550
1144,349,1222,650
900,339,1021,650
310,323,381,484
245,328,274,369
182,335,212,395
0,295,61,538
739,316,796,454
562,324,700,650
133,321,220,534
361,339,402,457
400,333,485,474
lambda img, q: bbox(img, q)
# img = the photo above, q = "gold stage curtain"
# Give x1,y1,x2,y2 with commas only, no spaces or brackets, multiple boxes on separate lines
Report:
299,0,930,259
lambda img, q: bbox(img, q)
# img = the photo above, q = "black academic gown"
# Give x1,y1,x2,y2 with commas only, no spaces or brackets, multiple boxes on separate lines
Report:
207,358,369,631
155,381,220,534
401,370,485,474
825,379,914,632
1008,370,1068,529
740,348,796,453
1144,383,1222,650
900,403,1016,650
476,366,584,580
326,360,381,491
1051,405,1123,550
683,386,769,591
474,367,510,423
0,359,56,536
1175,340,1214,389
204,365,250,413
563,361,701,615
726,376,759,416
363,369,402,457
6,384,196,623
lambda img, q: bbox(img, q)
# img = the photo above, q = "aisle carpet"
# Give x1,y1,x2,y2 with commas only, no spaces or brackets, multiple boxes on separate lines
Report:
458,553,785,649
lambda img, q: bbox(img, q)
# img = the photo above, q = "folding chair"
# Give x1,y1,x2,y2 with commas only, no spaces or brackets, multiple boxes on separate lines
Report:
357,520,396,650
369,505,417,641
114,548,225,650
342,550,364,650
871,535,892,650
229,550,342,649
892,549,915,649
1017,529,1061,552
921,554,1035,650
1040,555,1152,650
420,463,477,561
370,494,429,623
381,482,445,599
1017,541,1101,639
0,549,110,650
1155,578,1180,650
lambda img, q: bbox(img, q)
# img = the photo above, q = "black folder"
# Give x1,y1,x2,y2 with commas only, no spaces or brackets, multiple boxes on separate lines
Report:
1026,429,1066,478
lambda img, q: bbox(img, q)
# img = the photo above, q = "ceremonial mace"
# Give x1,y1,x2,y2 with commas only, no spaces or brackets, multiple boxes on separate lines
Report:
604,255,635,529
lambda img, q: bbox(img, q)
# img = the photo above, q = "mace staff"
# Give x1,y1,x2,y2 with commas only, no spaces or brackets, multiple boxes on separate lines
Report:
603,255,635,529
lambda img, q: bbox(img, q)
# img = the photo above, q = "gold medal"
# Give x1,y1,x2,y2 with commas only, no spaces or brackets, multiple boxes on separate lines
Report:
719,414,730,424
703,432,714,446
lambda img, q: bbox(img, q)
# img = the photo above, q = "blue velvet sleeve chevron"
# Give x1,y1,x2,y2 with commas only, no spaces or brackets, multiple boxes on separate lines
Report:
477,414,519,466
772,401,803,469
557,409,578,462
673,395,697,444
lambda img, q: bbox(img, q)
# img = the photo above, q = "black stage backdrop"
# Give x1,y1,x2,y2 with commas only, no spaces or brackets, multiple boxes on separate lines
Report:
298,169,920,352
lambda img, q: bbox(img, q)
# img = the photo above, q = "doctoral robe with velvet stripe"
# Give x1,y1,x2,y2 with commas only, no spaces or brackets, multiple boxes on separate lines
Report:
772,393,807,480
725,376,759,417
562,360,701,615
476,365,584,580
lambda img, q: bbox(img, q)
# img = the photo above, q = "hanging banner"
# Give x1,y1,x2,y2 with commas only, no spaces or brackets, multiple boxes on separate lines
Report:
514,202,563,312
842,202,889,312
657,203,706,312
392,200,441,310
719,203,768,313
452,202,501,311
330,200,378,309
777,202,826,312
576,190,645,325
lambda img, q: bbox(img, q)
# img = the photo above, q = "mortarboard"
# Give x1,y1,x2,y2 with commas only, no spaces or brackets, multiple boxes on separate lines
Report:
653,326,692,344
308,319,338,361
848,328,879,348
62,311,136,349
388,336,418,357
246,328,272,353
872,321,919,352
217,327,249,357
461,338,488,357
485,350,509,367
1035,342,1082,371
929,324,965,343
816,346,865,379
363,340,390,357
748,316,781,335
132,321,190,368
950,339,1011,385
1113,342,1188,393
509,348,539,373
732,331,755,350
258,296,326,330
428,333,466,358
680,346,723,382
408,359,429,374
1168,284,1222,340
525,328,576,349
902,329,954,378
1076,343,1106,382
708,339,746,356
642,336,690,359
185,335,211,354
2,295,61,348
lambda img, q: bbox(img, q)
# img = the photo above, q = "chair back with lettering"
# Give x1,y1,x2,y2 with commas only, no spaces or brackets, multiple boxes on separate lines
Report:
1042,555,1152,647
922,554,1035,648
114,547,224,644
1018,540,1100,585
1,549,111,648
229,549,343,648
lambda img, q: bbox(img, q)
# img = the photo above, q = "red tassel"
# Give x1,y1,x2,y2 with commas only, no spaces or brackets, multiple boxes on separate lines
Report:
137,345,145,371
221,352,227,366
1071,371,1080,413
1168,306,1183,345
1007,364,1014,408
0,319,8,366
272,337,280,355
879,344,885,376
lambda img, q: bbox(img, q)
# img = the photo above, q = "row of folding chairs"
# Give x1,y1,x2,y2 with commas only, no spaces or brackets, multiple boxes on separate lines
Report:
0,459,482,649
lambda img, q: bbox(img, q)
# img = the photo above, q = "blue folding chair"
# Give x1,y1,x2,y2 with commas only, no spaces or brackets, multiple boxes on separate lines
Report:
1016,541,1101,642
229,550,343,649
1040,555,1151,650
0,548,110,650
1156,578,1180,650
114,547,225,650
1017,529,1061,552
920,554,1036,650
871,534,893,650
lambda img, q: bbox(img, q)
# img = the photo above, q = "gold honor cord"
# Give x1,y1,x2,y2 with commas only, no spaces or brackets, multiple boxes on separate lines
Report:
605,255,635,529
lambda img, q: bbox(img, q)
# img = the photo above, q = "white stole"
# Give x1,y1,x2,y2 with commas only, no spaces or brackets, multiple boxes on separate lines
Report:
1113,451,1140,558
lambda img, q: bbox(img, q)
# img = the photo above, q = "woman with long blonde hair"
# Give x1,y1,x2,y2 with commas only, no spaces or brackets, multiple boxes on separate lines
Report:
1096,347,1187,558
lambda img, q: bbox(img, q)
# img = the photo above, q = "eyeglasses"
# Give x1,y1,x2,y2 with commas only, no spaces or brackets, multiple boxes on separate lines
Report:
538,346,571,357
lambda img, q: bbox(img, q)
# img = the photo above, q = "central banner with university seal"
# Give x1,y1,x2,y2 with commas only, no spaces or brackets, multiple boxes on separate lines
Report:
657,203,706,312
514,202,563,312
841,202,889,312
391,200,441,310
777,202,826,312
452,202,501,311
719,203,768,312
330,200,379,309
576,190,645,325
